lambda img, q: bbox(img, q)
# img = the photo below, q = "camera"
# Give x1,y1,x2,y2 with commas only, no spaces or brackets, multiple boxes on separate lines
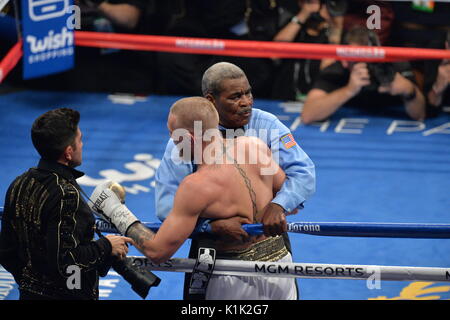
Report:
367,63,396,87
304,0,347,33
112,257,161,299
366,30,395,88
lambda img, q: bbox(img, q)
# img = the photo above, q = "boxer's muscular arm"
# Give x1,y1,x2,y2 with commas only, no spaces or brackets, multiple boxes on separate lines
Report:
127,177,208,264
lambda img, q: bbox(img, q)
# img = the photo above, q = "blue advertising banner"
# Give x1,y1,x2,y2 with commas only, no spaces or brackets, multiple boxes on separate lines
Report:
21,0,74,79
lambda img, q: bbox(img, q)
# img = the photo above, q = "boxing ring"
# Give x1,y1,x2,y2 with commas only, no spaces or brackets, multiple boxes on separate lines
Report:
1,30,450,300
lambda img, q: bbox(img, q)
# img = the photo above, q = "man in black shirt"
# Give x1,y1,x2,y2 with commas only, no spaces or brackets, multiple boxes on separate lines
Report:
0,108,132,300
301,27,426,123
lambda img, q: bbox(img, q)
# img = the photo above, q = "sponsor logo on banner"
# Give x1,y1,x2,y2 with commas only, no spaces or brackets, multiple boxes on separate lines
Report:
336,46,385,59
21,0,74,79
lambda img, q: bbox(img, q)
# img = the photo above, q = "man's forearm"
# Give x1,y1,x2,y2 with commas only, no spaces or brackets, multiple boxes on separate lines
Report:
428,82,448,107
302,87,354,124
428,88,444,107
404,86,426,121
126,222,156,258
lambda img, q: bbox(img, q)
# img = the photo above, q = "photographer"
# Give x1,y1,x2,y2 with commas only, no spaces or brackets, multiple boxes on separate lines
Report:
301,27,425,123
271,0,345,101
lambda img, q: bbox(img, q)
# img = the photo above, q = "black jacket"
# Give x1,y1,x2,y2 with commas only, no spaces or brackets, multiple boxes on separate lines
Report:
0,159,112,300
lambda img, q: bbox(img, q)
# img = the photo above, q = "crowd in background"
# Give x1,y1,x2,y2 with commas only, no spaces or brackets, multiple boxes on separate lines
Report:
1,0,449,119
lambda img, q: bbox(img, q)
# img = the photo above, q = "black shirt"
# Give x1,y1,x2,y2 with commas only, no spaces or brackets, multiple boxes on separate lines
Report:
0,159,112,300
312,61,417,111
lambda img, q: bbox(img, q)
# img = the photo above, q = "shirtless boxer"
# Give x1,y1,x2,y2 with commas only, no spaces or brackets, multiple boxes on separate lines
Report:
89,97,297,299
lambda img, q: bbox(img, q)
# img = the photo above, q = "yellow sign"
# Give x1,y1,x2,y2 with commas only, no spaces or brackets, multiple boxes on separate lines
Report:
370,282,450,300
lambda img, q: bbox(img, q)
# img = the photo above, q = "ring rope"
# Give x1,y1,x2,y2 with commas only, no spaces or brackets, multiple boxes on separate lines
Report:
1,209,450,239
0,40,22,84
2,32,449,84
93,219,450,239
75,31,450,62
129,256,450,282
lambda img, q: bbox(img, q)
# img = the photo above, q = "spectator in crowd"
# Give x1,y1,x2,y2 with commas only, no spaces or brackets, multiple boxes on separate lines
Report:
271,0,344,101
77,0,145,32
301,27,426,124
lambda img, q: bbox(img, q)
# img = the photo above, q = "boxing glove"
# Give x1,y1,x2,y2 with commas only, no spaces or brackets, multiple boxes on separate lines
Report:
89,180,139,235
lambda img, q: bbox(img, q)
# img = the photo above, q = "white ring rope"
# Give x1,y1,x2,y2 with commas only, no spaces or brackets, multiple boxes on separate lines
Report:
129,256,450,282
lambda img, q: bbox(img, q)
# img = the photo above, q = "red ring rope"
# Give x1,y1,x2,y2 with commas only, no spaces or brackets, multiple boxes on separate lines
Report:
1,31,449,84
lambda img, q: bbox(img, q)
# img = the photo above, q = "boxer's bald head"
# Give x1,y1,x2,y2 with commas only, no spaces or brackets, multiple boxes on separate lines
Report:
169,97,219,133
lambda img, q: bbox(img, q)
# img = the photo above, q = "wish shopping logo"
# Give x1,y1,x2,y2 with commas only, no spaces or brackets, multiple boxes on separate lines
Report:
29,0,69,21
21,0,74,79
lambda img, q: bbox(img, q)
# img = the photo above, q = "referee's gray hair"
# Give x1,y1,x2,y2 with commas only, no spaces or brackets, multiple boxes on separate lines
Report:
201,62,246,97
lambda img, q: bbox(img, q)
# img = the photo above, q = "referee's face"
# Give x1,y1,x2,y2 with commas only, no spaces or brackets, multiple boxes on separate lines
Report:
209,76,253,129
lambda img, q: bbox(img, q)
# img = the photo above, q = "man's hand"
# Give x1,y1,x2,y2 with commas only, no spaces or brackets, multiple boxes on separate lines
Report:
261,203,288,237
433,61,450,94
297,0,321,23
89,180,139,235
346,63,371,96
209,216,251,242
105,234,134,260
378,72,415,97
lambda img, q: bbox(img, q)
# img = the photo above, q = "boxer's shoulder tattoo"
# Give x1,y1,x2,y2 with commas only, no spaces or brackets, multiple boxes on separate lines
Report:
127,223,154,248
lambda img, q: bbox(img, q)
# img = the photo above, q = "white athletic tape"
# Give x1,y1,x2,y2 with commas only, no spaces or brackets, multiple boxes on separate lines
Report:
129,256,450,282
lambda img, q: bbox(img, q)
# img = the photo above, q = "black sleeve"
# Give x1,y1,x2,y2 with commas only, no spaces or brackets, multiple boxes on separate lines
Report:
0,183,21,281
44,185,112,279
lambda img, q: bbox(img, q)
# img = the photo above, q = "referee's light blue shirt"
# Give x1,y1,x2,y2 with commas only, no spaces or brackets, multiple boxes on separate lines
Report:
155,108,316,222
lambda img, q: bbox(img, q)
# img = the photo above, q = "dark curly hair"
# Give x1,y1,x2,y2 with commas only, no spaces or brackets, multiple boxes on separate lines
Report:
31,108,80,161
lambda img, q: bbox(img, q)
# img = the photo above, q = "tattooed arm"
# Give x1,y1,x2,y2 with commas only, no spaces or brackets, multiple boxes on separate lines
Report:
125,223,156,254
125,176,208,264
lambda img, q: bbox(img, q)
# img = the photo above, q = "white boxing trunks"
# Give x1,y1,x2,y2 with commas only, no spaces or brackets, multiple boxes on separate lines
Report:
205,236,297,300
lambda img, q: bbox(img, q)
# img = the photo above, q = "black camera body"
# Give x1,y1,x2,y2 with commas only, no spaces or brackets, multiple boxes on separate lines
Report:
367,63,396,87
112,257,161,299
366,30,396,89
